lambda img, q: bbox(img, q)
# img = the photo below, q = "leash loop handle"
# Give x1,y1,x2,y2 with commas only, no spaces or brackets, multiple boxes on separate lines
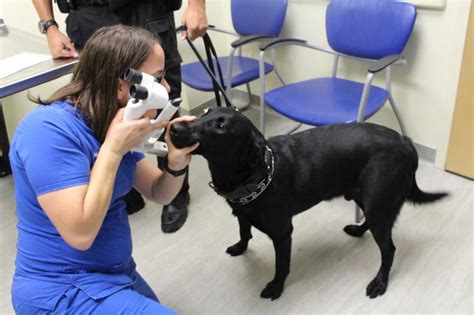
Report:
177,25,232,107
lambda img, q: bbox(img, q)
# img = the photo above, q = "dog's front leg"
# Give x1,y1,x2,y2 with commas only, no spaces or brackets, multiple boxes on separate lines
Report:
260,233,292,300
226,216,252,256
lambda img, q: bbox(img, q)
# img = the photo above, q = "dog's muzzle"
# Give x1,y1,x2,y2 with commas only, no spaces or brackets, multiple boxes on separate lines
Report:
169,122,200,149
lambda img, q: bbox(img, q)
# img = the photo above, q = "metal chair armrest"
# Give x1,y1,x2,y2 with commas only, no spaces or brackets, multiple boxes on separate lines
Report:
368,54,406,73
231,35,275,48
259,38,340,57
259,38,307,51
208,25,240,37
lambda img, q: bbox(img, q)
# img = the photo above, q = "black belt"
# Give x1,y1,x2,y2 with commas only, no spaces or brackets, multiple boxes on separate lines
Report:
56,0,108,13
75,0,108,7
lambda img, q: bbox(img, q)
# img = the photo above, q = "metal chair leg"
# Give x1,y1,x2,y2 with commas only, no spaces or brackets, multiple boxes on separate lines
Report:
388,95,407,136
242,83,254,110
285,123,303,135
385,66,406,136
229,83,253,111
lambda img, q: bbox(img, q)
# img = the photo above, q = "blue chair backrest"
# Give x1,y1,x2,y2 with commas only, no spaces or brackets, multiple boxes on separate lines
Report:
326,0,417,59
231,0,288,37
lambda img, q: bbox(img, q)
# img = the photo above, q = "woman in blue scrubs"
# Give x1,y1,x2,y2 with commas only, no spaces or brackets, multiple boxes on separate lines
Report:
9,24,198,314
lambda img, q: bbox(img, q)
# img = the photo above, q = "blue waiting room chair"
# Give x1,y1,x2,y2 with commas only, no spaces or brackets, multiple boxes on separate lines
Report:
181,0,288,109
258,0,417,222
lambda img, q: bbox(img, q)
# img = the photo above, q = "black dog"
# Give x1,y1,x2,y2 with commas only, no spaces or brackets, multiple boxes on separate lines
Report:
170,107,447,300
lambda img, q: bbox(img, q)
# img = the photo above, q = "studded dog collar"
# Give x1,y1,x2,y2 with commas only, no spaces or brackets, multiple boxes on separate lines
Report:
209,145,275,205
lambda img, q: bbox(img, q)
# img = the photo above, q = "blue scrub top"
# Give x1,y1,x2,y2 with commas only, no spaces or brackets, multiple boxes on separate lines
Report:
9,101,145,311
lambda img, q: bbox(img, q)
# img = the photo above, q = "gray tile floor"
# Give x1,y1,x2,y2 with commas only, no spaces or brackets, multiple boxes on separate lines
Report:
1,106,472,314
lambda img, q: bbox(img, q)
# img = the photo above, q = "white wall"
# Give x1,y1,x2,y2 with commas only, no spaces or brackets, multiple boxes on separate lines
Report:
1,0,471,169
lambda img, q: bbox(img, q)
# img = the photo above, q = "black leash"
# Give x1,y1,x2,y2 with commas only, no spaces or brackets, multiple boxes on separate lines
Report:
176,25,232,107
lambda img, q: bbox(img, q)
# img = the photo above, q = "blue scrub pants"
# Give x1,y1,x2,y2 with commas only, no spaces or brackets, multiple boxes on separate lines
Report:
12,271,176,315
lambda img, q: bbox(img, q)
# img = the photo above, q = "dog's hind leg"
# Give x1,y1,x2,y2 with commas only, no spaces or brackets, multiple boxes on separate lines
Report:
365,219,397,298
343,220,369,237
226,216,253,256
357,157,409,298
364,198,403,298
343,194,370,237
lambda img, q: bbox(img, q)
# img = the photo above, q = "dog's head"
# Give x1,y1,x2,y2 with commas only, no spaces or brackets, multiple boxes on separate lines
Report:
170,107,266,162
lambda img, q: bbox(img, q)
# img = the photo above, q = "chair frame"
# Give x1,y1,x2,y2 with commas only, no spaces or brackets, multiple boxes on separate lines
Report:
259,39,409,222
206,25,286,109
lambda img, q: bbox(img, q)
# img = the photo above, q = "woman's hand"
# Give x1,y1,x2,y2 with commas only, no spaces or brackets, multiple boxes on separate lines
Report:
165,116,200,171
132,116,199,205
103,108,168,157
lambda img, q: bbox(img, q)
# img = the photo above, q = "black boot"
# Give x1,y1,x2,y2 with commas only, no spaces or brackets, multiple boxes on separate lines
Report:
161,192,190,233
123,187,146,215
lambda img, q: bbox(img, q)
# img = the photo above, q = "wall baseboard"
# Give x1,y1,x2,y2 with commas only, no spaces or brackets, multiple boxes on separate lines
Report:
413,143,436,164
182,90,437,164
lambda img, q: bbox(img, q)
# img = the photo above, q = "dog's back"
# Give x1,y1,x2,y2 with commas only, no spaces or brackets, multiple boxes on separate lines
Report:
267,122,444,214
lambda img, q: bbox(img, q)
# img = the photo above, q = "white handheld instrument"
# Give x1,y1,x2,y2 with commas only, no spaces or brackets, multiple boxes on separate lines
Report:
123,68,181,156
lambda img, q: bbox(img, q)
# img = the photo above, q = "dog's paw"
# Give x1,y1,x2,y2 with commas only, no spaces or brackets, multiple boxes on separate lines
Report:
343,224,366,238
366,274,388,298
260,280,284,300
226,241,247,256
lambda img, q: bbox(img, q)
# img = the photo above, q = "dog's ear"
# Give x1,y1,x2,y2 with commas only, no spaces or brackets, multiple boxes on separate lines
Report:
229,106,240,112
241,128,267,170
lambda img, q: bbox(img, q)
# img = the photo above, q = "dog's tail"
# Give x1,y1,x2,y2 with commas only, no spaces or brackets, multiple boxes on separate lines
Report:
403,136,449,204
406,179,448,204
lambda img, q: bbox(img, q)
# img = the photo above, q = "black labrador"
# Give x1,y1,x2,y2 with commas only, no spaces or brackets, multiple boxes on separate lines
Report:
170,107,447,300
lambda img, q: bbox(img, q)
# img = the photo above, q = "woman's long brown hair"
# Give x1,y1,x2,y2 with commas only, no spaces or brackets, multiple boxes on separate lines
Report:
30,25,160,142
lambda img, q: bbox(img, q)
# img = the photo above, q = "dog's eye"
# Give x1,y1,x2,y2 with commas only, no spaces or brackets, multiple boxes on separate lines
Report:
215,118,225,129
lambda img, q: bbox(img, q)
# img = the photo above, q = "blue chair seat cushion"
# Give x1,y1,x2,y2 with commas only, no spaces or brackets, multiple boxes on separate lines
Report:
181,56,273,91
264,77,390,126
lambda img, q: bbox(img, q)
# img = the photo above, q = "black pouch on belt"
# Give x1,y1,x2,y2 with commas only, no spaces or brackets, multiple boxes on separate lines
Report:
55,0,75,13
165,0,182,12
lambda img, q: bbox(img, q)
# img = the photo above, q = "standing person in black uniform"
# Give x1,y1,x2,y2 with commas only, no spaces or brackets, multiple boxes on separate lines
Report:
33,0,208,233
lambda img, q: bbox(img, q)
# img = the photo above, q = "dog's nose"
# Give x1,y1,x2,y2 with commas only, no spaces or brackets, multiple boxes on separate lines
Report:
170,122,187,136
